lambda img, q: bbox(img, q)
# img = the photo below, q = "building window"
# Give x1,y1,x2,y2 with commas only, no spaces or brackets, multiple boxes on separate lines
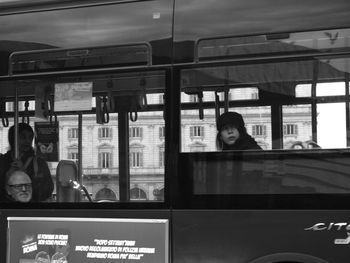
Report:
129,127,143,138
252,125,266,136
159,146,165,167
68,151,78,161
130,148,143,168
98,152,112,168
190,126,204,137
98,127,112,139
68,128,78,139
159,126,165,139
283,124,298,135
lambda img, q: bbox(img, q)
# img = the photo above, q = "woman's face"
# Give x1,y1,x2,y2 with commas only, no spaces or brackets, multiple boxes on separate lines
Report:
220,124,240,145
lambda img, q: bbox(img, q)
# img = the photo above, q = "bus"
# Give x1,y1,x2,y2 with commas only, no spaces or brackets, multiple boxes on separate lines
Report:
1,0,350,262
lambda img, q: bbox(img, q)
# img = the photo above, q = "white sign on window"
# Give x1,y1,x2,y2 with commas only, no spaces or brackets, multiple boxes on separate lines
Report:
54,82,93,111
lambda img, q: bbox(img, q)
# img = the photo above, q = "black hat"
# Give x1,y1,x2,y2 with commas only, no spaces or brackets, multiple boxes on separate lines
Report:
216,111,245,131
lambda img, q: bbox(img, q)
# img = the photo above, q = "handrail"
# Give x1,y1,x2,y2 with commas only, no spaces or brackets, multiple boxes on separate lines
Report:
0,64,171,81
177,49,350,70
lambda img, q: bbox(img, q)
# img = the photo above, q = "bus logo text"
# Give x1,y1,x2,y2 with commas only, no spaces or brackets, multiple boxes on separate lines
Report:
305,222,350,245
305,222,350,231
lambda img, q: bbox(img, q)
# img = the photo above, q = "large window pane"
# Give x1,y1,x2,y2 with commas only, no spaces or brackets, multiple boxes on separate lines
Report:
129,111,164,201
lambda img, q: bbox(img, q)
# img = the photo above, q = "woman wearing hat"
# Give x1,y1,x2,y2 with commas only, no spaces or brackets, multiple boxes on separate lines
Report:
216,111,262,151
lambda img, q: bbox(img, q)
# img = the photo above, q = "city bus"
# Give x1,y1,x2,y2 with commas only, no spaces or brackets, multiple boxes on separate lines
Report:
1,0,350,262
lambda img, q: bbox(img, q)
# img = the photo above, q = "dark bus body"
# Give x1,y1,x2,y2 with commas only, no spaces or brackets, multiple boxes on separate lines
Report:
1,0,350,262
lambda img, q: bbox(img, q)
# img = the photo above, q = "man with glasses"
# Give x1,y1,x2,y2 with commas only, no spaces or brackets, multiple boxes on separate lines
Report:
6,170,32,202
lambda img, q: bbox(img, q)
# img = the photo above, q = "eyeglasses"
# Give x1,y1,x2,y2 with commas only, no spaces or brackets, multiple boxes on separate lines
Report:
8,183,32,191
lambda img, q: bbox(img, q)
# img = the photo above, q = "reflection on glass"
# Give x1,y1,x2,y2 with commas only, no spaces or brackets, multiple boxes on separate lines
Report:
191,152,350,195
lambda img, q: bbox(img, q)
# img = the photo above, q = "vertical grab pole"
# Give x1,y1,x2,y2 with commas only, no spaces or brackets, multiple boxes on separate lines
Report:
77,113,83,202
311,60,319,143
345,73,350,147
14,82,19,159
215,91,221,121
118,110,130,201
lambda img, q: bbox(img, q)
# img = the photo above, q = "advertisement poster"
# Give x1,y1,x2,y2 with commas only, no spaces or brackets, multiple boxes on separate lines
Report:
7,217,169,263
34,122,59,162
54,82,92,112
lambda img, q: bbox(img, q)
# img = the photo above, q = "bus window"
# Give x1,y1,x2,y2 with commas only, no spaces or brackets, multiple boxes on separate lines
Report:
0,69,166,203
180,54,350,151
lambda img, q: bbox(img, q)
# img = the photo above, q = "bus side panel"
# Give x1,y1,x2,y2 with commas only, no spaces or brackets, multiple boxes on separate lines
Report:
172,210,350,263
